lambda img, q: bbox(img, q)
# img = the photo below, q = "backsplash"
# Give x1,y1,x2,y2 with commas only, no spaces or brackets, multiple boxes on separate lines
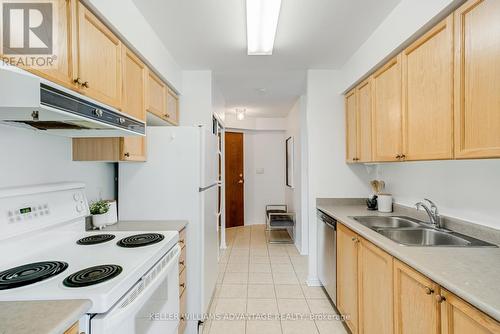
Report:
0,125,115,201
376,160,500,230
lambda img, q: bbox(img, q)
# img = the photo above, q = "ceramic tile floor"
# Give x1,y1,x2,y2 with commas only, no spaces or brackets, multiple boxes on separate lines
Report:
205,225,347,334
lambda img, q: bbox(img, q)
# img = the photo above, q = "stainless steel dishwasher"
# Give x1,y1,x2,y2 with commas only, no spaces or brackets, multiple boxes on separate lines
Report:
317,209,337,304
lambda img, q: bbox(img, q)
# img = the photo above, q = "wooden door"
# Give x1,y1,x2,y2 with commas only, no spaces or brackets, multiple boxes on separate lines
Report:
393,260,440,334
356,79,373,162
345,89,358,163
76,1,122,109
454,0,500,159
358,237,393,334
121,47,147,161
166,88,180,125
225,132,244,228
146,70,167,119
372,55,403,162
402,15,454,161
337,223,359,334
440,289,500,334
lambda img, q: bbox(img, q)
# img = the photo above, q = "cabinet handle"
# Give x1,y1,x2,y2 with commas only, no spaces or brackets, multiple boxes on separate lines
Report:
396,154,401,159
179,260,185,265
436,295,446,303
424,287,434,295
351,236,359,243
180,283,186,288
124,152,130,158
82,81,89,88
180,316,186,321
164,114,170,118
401,154,406,159
73,77,82,85
179,239,185,245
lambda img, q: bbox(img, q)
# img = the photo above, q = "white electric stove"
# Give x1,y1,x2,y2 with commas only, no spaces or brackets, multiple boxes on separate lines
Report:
0,183,181,334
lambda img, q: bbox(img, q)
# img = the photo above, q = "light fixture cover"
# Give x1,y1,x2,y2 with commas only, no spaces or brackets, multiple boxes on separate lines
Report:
236,108,246,120
246,0,282,55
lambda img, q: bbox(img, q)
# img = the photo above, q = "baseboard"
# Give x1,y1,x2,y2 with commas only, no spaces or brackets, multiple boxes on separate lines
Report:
306,277,322,287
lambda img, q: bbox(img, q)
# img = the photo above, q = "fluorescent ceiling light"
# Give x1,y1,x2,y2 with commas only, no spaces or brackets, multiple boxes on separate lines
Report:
246,0,282,55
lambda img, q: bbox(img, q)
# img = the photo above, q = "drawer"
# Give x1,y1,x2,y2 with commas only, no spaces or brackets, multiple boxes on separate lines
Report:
178,285,187,334
179,266,186,297
179,247,186,273
179,228,186,249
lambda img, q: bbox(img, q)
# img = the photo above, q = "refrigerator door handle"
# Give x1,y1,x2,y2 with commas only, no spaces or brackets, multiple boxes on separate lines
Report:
199,182,220,192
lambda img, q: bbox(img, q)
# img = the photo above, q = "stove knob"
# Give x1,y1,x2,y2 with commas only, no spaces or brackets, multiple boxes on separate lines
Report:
76,204,84,213
73,193,82,201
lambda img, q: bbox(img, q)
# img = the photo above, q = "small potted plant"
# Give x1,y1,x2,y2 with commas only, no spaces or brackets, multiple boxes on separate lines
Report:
90,200,110,230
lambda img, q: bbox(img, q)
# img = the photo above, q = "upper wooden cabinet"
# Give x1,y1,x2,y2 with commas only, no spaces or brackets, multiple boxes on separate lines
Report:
345,89,358,163
402,15,454,161
336,223,359,334
371,55,403,162
454,0,500,159
146,70,178,125
440,289,500,334
394,260,440,334
166,88,180,125
75,1,122,110
358,237,393,334
356,79,373,162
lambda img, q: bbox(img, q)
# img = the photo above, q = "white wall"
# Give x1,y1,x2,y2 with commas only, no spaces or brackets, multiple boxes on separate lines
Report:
285,96,308,254
0,125,115,201
225,113,287,131
241,131,286,225
85,0,182,91
180,71,213,128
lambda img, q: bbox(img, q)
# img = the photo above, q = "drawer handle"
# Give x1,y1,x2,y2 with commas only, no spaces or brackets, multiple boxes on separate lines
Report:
82,81,89,88
424,287,434,295
179,260,185,265
179,239,185,245
180,283,186,288
436,295,446,303
180,316,186,321
124,152,130,158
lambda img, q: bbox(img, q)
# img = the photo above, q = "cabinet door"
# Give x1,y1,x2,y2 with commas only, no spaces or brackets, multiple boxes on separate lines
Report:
402,15,454,161
146,70,167,119
372,55,403,162
356,79,372,162
166,88,179,125
440,289,500,334
345,89,358,163
121,47,147,161
337,223,359,334
393,260,440,334
64,322,79,334
76,1,122,109
358,237,393,334
454,0,500,159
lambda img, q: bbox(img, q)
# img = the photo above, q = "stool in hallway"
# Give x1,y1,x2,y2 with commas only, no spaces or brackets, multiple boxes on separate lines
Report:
265,205,295,244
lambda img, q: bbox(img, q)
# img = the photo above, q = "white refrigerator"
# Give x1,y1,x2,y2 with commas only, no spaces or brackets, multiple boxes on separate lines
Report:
118,126,219,334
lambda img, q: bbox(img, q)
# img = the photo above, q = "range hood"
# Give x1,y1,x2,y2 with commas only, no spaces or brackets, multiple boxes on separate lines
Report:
0,65,145,137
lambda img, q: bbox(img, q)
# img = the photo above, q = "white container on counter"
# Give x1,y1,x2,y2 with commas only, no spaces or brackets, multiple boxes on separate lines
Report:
378,194,393,213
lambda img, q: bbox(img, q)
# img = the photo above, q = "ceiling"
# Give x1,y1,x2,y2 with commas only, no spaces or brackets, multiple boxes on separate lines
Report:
133,0,401,118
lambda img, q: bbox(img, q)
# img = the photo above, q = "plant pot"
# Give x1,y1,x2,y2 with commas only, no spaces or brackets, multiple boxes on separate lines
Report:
92,213,108,230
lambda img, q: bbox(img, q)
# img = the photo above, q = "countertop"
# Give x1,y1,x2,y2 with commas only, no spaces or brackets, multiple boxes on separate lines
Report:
0,299,91,334
92,220,188,232
317,202,500,322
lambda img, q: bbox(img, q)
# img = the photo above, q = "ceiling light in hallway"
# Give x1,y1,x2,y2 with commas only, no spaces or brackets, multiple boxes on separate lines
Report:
246,0,282,55
236,108,246,120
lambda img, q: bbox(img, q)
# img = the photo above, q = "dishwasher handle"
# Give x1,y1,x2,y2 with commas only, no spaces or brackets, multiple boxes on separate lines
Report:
318,210,337,230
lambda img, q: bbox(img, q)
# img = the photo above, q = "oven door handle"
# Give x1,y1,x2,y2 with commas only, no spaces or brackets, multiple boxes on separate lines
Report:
92,245,181,327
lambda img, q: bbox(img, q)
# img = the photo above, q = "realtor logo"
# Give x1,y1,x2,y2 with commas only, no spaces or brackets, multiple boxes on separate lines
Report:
2,2,53,55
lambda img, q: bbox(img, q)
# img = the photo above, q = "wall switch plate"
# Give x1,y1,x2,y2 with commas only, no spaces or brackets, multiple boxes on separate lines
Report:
256,168,265,174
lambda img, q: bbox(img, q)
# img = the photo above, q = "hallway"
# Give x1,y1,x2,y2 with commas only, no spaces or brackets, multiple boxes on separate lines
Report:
206,225,347,334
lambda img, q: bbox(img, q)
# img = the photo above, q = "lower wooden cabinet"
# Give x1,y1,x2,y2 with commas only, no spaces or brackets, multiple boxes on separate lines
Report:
336,222,500,334
64,322,79,334
441,289,500,334
358,237,393,334
394,260,440,334
72,136,146,162
178,227,187,334
337,223,359,333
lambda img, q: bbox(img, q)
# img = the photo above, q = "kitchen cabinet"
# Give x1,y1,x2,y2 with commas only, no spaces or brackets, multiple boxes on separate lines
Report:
147,71,168,120
454,0,500,159
75,1,123,110
178,227,187,334
394,260,440,334
358,237,393,334
345,89,358,163
371,55,403,162
440,289,500,334
64,322,79,334
336,223,359,334
356,79,372,162
402,15,454,161
166,88,180,125
73,47,147,162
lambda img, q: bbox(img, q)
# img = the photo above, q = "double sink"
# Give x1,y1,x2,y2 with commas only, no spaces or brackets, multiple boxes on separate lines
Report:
351,216,497,247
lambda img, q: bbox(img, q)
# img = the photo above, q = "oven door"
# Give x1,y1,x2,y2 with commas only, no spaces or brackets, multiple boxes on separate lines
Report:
91,245,181,334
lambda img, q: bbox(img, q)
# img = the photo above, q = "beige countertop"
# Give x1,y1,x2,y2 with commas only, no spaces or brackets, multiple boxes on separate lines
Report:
95,220,188,232
317,202,500,322
0,299,91,334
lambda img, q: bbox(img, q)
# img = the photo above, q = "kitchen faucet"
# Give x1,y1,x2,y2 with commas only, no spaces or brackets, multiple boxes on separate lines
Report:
415,199,443,229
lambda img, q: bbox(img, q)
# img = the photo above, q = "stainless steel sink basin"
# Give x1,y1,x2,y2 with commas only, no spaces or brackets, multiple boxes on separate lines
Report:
349,216,497,247
376,228,471,246
352,216,423,229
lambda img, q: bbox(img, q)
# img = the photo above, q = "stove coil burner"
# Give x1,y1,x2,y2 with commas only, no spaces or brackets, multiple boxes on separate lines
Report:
63,264,123,288
117,233,165,248
0,261,68,290
77,234,116,245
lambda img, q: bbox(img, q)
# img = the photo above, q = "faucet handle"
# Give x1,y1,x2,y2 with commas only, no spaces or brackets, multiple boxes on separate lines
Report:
424,198,438,214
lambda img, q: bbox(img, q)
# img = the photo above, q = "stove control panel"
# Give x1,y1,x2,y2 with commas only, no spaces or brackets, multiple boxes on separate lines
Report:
8,204,50,224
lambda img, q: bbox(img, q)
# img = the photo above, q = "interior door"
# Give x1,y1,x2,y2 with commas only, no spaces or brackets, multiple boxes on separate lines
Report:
225,132,244,228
